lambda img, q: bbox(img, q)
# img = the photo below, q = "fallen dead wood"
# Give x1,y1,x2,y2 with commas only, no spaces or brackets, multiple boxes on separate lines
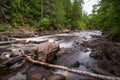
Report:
21,50,120,80
0,41,11,46
0,56,23,68
0,41,16,46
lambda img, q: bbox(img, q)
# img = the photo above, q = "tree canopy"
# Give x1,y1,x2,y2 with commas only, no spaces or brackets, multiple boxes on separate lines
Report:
0,0,84,30
0,0,119,41
88,0,120,41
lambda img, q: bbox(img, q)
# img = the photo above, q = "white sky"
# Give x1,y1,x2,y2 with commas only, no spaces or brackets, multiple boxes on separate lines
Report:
82,0,100,14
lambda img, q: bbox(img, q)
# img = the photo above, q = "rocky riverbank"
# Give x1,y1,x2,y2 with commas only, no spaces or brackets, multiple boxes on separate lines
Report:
0,30,120,80
0,28,73,39
80,38,120,76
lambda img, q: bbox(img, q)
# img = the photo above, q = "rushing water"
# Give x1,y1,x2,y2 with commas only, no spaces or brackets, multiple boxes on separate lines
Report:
14,30,102,80
0,30,102,80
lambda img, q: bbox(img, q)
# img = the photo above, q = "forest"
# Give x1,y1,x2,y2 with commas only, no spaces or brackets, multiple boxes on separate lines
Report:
0,0,120,80
0,0,119,41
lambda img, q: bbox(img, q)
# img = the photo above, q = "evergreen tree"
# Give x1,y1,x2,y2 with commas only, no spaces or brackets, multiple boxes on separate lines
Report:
0,0,10,24
90,0,120,41
64,0,72,28
55,0,66,29
71,0,83,29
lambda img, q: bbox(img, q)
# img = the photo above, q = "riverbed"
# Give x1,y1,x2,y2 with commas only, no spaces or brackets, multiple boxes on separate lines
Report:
0,30,103,80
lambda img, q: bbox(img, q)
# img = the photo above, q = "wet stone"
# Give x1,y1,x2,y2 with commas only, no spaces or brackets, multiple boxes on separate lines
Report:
57,47,66,57
46,74,66,80
31,72,42,80
0,52,13,62
0,36,8,41
81,47,88,52
37,42,60,63
27,66,51,80
8,72,26,80
70,61,80,68
10,60,25,69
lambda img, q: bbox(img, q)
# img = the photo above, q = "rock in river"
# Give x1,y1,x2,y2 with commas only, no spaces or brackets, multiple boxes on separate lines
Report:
8,72,26,80
37,42,60,63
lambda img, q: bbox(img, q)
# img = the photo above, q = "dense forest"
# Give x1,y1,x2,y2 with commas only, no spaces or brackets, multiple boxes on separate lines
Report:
0,0,120,41
89,0,120,42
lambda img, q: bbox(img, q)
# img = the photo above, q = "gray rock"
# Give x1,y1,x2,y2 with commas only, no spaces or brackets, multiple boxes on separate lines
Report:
8,72,26,80
10,60,25,69
46,74,66,80
37,42,60,63
70,61,80,68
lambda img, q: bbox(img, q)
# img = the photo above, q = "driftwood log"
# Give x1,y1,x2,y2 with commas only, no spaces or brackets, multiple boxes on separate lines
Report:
0,40,18,46
21,50,120,80
0,41,13,46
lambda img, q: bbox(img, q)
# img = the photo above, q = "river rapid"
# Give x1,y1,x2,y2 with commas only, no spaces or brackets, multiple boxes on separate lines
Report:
0,30,102,80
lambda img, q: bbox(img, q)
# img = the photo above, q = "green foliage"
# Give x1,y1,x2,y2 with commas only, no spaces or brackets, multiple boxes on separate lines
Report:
72,20,86,30
71,0,83,29
0,25,12,32
55,0,66,23
55,0,66,29
38,18,51,31
107,27,120,42
78,21,86,30
64,0,72,19
0,0,84,30
12,22,19,28
88,0,120,41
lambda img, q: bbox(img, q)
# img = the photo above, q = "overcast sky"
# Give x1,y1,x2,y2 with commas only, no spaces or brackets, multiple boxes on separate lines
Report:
83,0,99,14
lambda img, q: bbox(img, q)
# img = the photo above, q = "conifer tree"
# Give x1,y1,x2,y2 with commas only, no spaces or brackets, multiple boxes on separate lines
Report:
71,0,83,29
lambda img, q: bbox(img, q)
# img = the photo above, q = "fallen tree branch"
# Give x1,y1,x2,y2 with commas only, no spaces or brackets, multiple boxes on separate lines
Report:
21,50,120,80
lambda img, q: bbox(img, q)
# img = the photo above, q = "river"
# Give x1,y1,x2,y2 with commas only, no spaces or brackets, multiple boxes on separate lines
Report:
0,30,102,80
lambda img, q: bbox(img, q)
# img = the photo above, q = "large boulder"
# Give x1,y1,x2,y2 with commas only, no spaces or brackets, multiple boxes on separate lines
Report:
37,42,60,63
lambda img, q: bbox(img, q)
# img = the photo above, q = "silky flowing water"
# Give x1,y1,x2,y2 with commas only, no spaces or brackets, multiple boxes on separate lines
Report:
0,30,102,80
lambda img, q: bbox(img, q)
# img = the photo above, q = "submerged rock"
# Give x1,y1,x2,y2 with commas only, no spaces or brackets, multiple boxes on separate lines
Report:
10,60,25,69
70,61,80,68
92,64,113,76
8,72,26,80
46,74,66,80
31,72,42,80
0,52,12,60
27,66,51,80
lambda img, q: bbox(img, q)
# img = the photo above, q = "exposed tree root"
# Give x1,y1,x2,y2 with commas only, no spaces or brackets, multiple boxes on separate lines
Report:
21,50,120,80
